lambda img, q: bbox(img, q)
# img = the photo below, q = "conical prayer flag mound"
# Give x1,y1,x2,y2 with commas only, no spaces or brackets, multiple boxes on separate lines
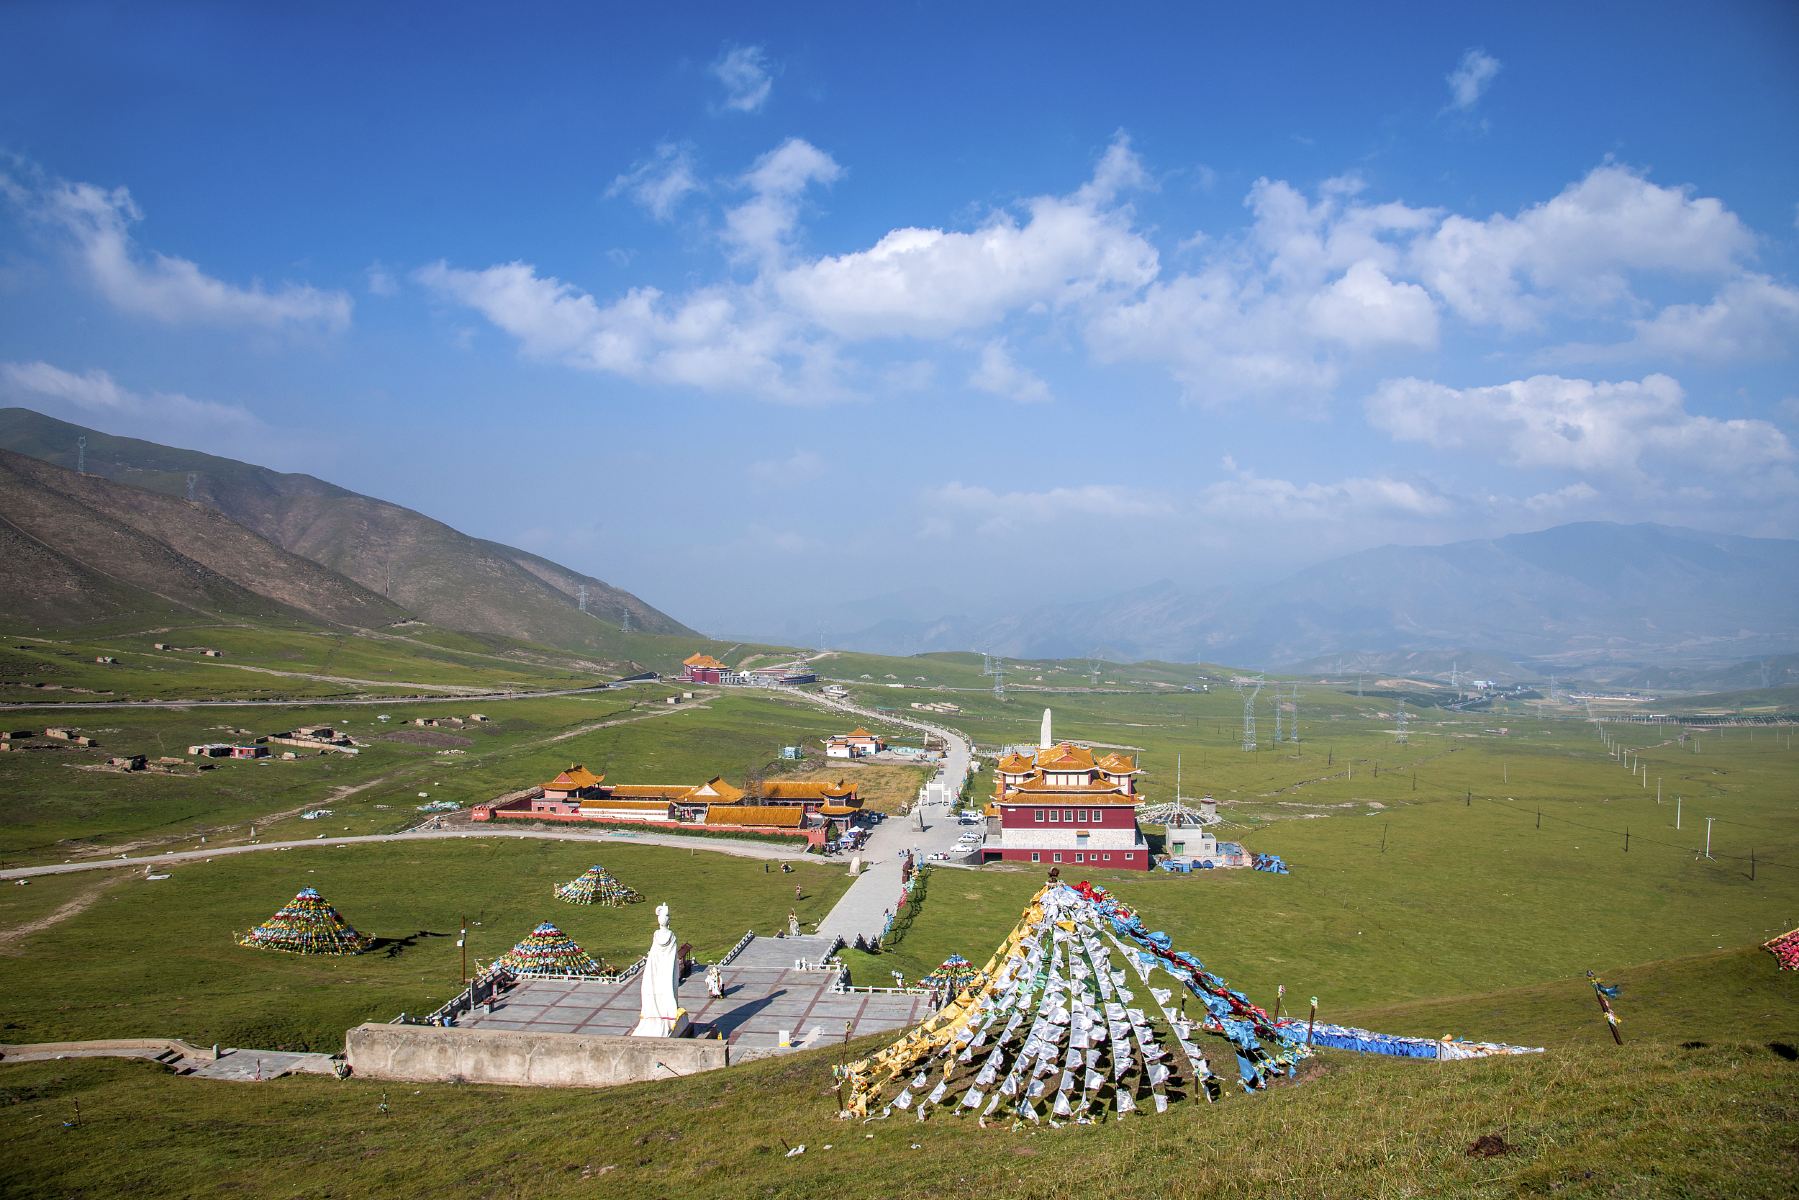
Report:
838,879,1537,1126
553,863,642,907
237,886,372,956
923,953,983,996
497,921,607,977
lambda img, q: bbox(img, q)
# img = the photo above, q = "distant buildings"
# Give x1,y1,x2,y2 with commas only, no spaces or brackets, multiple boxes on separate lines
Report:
680,653,729,684
475,763,864,847
825,727,885,759
679,652,817,687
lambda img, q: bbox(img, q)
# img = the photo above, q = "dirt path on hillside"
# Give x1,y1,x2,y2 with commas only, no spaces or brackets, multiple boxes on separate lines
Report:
0,874,129,954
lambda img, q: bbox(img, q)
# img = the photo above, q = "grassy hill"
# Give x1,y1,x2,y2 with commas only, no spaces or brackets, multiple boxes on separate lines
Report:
0,407,695,652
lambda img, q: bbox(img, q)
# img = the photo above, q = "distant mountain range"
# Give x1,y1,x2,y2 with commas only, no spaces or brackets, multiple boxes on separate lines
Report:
815,523,1799,672
0,408,694,649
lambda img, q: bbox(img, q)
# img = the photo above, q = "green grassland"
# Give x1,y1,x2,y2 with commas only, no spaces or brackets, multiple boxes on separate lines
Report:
0,948,1792,1199
0,620,611,705
0,687,901,865
0,839,851,1050
0,655,1794,1198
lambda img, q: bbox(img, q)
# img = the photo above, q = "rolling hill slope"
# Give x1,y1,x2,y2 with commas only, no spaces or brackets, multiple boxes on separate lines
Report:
0,408,695,651
0,448,407,629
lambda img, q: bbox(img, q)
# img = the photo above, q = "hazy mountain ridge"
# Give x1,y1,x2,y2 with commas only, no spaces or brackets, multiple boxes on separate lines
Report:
823,523,1799,670
0,408,695,649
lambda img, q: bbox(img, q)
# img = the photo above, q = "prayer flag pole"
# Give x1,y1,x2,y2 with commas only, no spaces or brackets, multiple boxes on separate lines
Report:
1306,996,1318,1047
1587,971,1623,1045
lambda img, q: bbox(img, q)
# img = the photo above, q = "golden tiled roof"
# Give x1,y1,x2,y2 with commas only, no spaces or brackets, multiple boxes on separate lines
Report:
819,804,860,816
703,804,805,828
545,764,604,790
683,653,727,669
1097,752,1138,772
690,776,746,804
579,798,675,812
1035,742,1097,771
996,752,1036,773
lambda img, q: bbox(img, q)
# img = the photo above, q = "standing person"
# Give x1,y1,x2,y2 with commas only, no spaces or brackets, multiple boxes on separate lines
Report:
794,882,803,902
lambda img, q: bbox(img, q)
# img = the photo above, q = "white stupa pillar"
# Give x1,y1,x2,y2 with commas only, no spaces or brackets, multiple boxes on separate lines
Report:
1039,707,1053,750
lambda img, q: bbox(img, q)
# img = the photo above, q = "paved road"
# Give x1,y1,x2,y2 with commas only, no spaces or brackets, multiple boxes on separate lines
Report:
805,693,976,947
0,825,815,881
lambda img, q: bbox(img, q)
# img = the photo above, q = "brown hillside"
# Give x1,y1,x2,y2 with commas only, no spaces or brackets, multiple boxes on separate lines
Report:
0,448,408,628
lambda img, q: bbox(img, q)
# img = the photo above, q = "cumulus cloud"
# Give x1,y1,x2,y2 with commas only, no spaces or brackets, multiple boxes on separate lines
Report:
1410,165,1753,328
968,340,1052,404
1,164,350,331
780,134,1157,339
1623,275,1799,360
1445,49,1501,111
1,360,264,438
1087,176,1440,401
607,143,702,221
414,260,832,402
1367,373,1794,477
723,138,842,264
712,44,773,113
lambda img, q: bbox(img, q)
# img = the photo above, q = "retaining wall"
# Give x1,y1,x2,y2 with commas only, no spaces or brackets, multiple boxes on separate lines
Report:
344,1023,727,1088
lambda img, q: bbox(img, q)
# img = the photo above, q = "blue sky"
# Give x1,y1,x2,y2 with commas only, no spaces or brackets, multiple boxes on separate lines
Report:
2,2,1797,638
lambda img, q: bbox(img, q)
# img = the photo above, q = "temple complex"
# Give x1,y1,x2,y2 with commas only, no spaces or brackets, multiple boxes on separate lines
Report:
980,710,1151,870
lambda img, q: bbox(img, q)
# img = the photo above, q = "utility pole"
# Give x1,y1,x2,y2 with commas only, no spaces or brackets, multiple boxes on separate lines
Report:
459,914,468,984
1675,795,1682,831
1703,817,1714,860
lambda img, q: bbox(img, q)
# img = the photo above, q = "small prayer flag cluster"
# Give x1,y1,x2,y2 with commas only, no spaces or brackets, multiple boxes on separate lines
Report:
554,863,642,907
496,921,607,977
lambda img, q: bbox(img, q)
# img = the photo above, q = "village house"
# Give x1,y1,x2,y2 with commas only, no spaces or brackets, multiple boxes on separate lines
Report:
825,727,885,759
981,710,1151,871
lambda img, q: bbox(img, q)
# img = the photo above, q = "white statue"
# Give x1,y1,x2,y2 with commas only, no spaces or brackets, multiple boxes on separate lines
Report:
848,854,862,877
630,901,690,1037
1039,707,1053,750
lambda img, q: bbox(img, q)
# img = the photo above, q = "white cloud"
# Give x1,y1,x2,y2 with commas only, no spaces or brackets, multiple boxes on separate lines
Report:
607,143,702,221
1,360,263,434
1445,49,1501,111
1305,260,1439,349
968,340,1052,404
928,481,1168,536
712,44,773,113
722,138,842,264
779,135,1157,339
365,263,398,296
1,165,350,331
1411,165,1753,328
1624,275,1799,360
1198,470,1452,520
1367,373,1794,477
413,260,838,402
1523,481,1599,513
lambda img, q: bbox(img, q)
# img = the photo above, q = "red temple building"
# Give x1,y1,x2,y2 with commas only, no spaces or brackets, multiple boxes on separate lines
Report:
680,653,728,683
980,710,1150,870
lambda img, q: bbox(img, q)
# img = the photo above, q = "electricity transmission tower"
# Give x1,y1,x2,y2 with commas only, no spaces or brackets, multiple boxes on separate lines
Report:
576,584,589,614
620,608,632,633
1273,689,1284,742
76,435,86,475
1241,678,1262,751
993,663,1006,702
186,473,198,502
1395,700,1408,745
1289,683,1300,744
